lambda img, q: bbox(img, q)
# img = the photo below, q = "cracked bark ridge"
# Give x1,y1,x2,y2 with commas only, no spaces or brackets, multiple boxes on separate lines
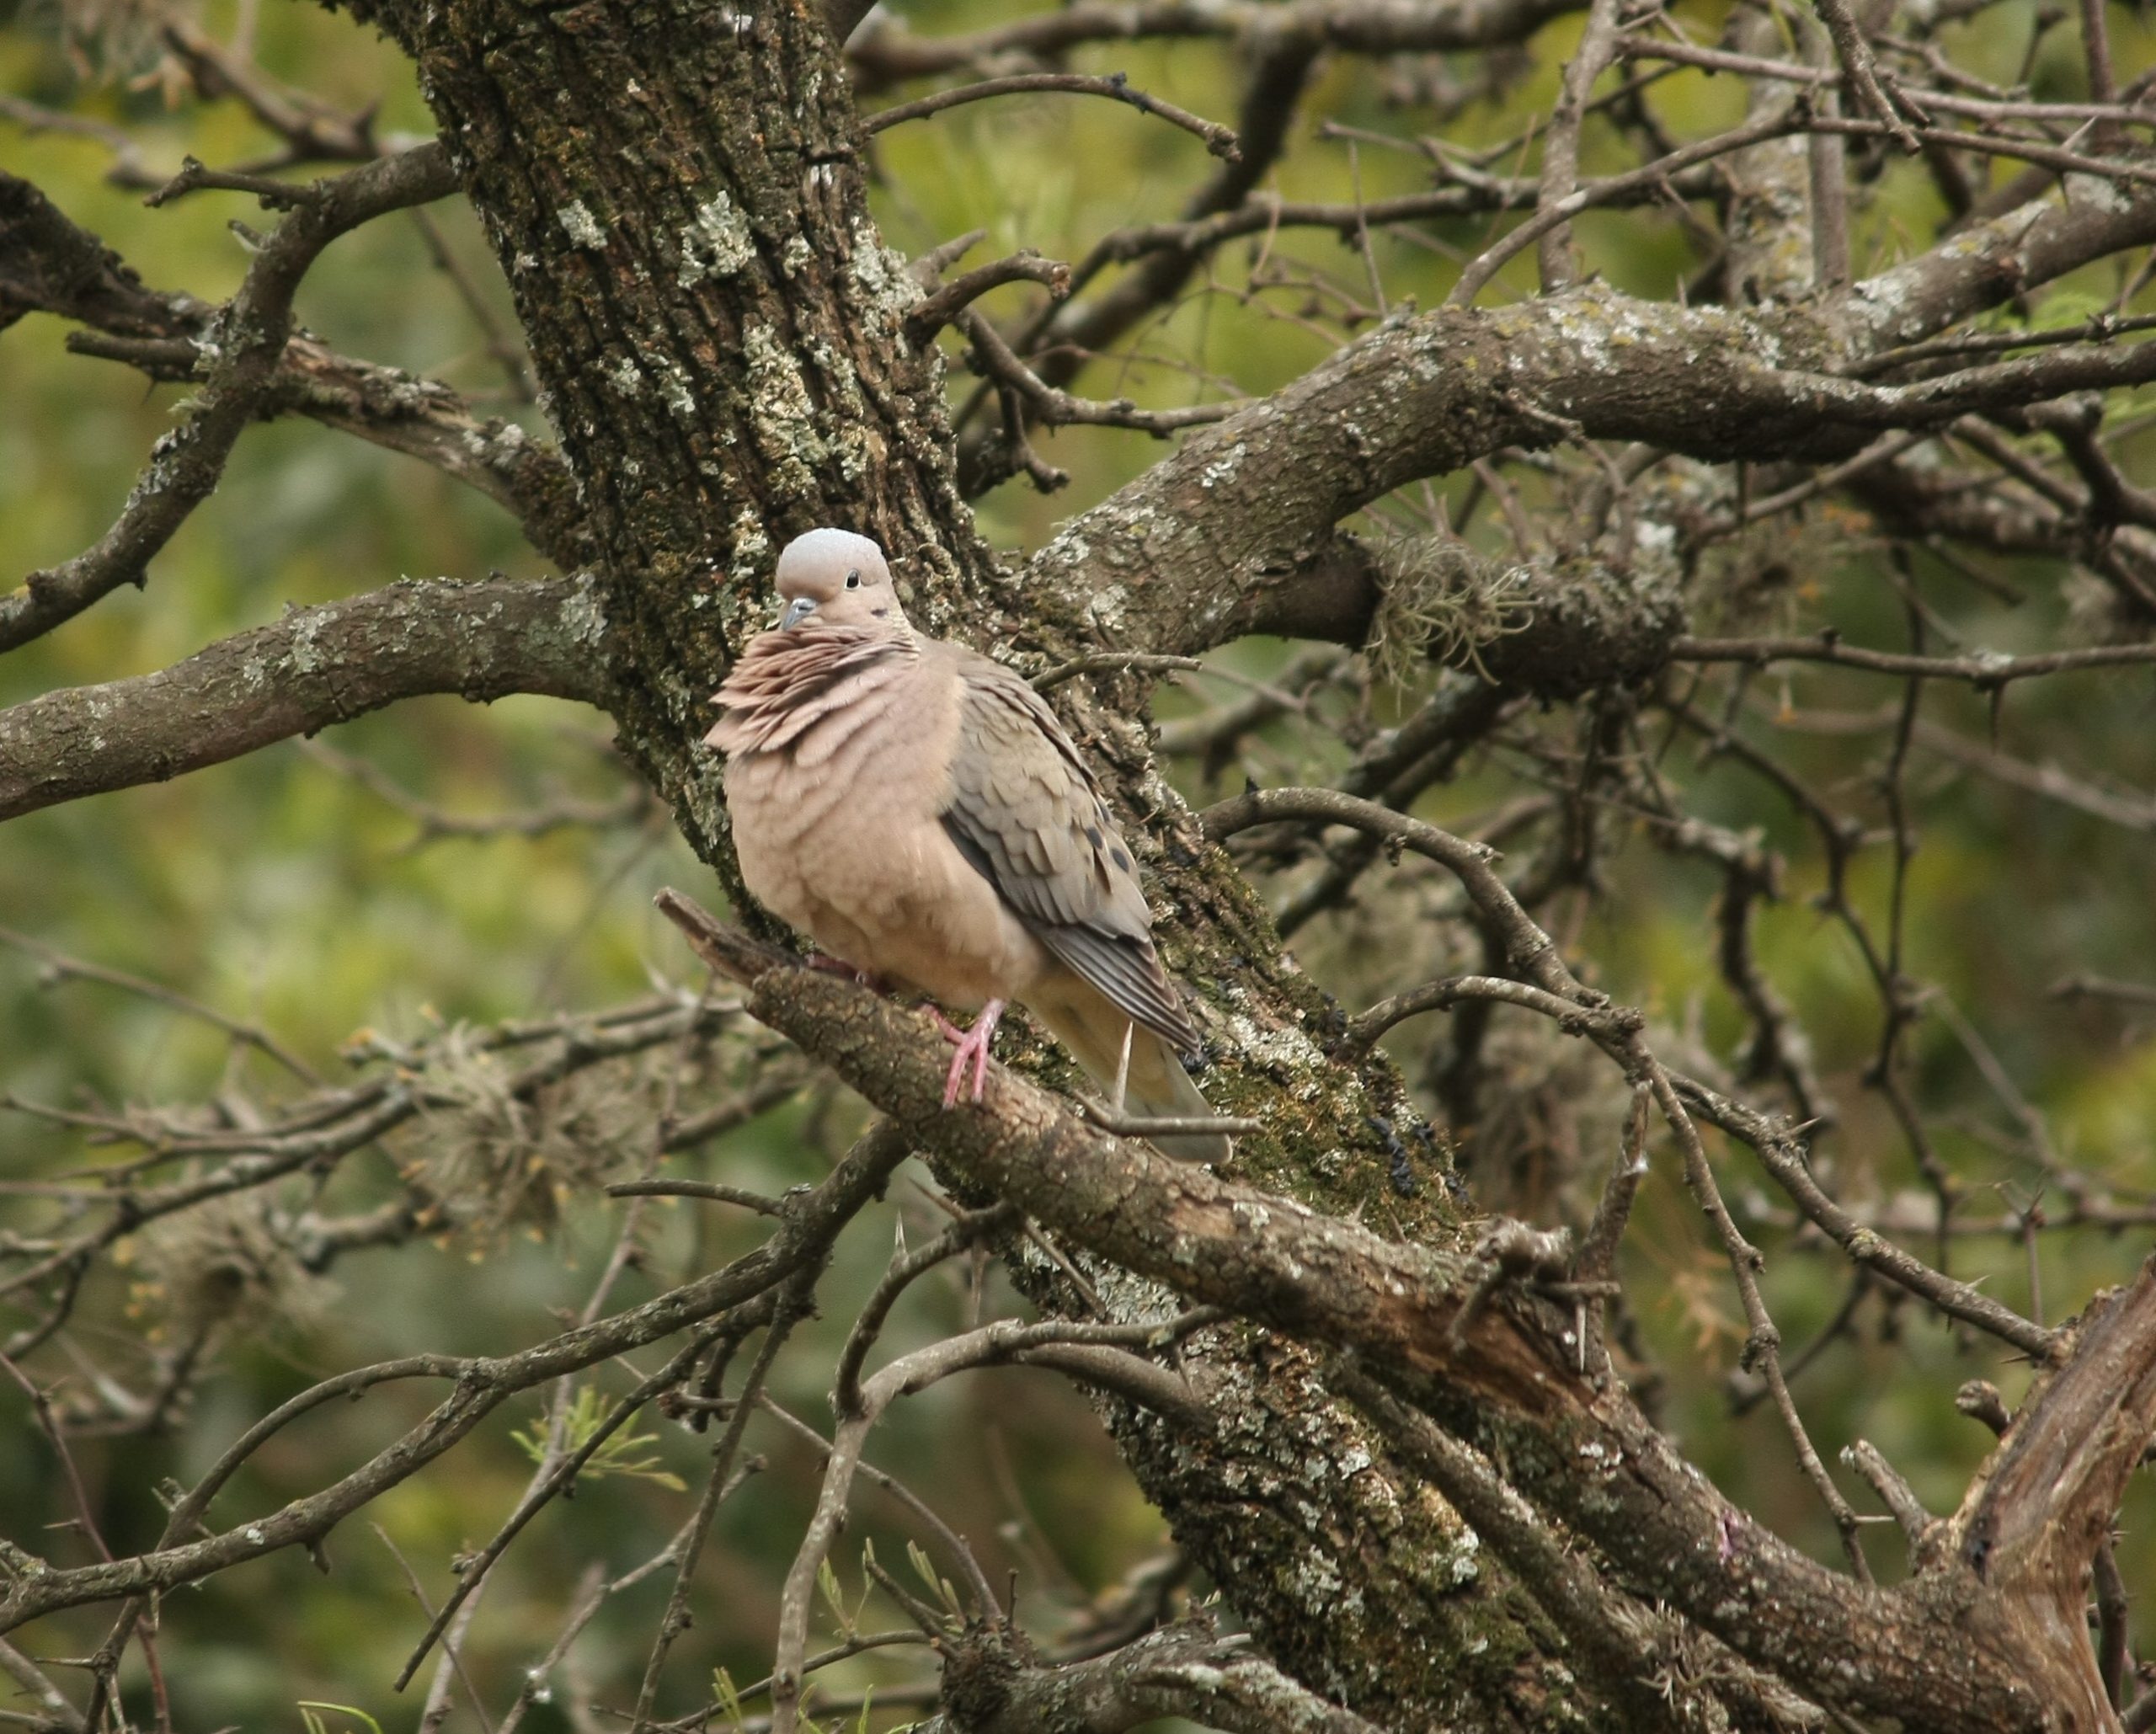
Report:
1941,1266,2156,1734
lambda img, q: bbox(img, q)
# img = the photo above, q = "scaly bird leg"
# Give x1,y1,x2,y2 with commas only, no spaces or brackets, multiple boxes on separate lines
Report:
934,1000,1006,1107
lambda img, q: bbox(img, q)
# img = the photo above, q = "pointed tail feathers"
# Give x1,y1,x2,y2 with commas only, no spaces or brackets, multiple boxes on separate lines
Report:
1034,991,1230,1164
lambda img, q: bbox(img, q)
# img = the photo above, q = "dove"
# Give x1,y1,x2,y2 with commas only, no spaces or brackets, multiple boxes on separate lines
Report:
706,528,1228,1162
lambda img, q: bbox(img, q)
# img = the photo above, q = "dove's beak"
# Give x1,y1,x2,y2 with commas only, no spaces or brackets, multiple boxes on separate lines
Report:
780,597,818,630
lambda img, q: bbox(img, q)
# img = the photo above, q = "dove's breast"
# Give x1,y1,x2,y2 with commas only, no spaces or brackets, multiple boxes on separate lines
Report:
723,654,1049,1011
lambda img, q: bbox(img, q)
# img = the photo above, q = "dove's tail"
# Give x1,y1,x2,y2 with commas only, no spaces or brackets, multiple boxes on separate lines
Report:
1033,985,1230,1165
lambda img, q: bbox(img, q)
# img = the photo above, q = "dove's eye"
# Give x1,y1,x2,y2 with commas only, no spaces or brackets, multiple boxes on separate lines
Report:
845,570,862,589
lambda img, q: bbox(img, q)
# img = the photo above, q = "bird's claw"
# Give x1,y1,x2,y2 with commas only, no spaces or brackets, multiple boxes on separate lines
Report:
936,1000,1006,1107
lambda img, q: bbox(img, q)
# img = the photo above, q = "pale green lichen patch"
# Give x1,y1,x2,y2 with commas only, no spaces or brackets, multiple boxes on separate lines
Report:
1438,1521,1481,1587
742,324,829,495
286,608,329,675
1220,1007,1331,1088
1087,584,1130,635
650,354,698,419
554,574,609,653
728,509,771,587
557,200,606,248
1198,443,1248,490
845,214,921,335
678,193,756,285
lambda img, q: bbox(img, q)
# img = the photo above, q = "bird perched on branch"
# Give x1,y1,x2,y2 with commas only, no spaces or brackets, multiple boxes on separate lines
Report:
706,528,1227,1162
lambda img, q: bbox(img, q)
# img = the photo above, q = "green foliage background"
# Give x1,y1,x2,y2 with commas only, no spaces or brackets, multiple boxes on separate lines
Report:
5,0,2156,1721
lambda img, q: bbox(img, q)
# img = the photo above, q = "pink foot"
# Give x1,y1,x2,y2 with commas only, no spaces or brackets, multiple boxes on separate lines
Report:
935,1000,1006,1107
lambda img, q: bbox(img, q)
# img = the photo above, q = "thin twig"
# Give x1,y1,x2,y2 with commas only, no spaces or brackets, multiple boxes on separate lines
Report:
1806,0,1923,151
0,924,320,1083
906,251,1070,343
1670,634,2156,686
868,73,1240,162
1535,0,1625,291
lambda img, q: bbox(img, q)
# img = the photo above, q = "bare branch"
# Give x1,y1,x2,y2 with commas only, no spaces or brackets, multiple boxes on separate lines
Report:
1843,1439,1939,1550
2052,974,2156,1009
761,1298,1219,1731
1,143,460,652
0,574,605,823
0,925,318,1083
1029,188,2156,656
1677,1078,2056,1357
910,1616,1386,1734
157,14,382,166
3,169,586,564
1534,0,1625,291
868,73,1240,162
1330,1369,1820,1730
850,0,1584,83
1948,1260,2156,1596
643,890,2057,1731
0,97,159,190
906,250,1069,344
1672,632,2156,686
144,154,325,210
0,1126,911,1635
296,737,648,846
955,308,1236,435
0,172,196,336
1808,0,1923,151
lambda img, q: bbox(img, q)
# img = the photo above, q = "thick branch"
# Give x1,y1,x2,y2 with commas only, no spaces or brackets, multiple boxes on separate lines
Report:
0,575,606,822
1027,189,2156,659
0,173,201,335
1951,1262,2156,1603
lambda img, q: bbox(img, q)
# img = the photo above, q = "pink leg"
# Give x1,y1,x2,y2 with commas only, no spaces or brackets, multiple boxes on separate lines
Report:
935,1000,1006,1107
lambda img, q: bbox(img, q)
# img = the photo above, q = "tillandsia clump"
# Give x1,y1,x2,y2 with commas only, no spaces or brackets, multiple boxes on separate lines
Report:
127,1198,328,1345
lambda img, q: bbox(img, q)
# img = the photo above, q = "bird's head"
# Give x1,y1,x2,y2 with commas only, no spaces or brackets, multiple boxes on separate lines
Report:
772,529,903,632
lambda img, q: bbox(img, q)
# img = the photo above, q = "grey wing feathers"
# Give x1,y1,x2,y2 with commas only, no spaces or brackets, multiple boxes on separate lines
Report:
942,659,1202,1057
